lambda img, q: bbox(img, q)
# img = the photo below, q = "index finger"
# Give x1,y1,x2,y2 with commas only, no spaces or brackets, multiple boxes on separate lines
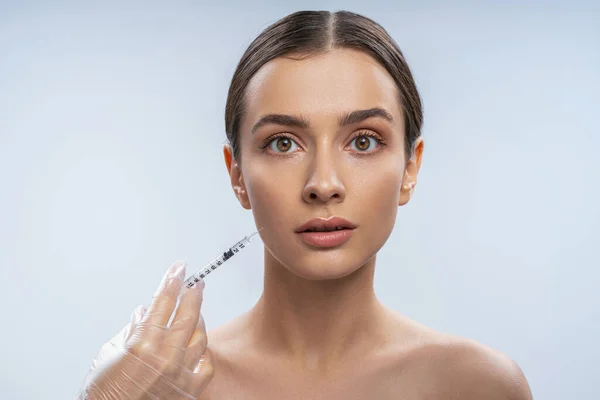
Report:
139,261,187,333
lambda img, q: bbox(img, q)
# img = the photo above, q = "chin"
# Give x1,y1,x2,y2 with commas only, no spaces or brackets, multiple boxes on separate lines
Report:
288,265,358,281
281,249,375,281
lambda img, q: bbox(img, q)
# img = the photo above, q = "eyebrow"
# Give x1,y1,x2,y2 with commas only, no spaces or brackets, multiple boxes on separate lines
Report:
251,107,394,135
251,114,310,135
339,107,394,126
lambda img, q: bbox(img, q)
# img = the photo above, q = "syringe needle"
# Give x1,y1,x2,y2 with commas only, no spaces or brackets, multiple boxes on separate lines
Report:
247,228,263,242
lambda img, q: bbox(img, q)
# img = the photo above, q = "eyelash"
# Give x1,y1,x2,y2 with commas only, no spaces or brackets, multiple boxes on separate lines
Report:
348,130,387,149
259,131,387,152
258,133,293,150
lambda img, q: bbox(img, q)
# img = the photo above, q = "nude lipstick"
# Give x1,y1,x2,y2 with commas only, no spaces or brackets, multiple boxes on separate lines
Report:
295,217,356,248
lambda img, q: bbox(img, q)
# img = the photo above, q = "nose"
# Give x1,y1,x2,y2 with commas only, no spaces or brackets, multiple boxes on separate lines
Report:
302,152,346,204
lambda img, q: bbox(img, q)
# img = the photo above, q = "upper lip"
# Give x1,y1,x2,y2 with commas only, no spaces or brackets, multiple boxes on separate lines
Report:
295,217,357,233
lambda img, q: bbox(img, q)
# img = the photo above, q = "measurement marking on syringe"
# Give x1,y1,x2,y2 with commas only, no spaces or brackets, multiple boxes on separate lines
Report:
183,230,260,288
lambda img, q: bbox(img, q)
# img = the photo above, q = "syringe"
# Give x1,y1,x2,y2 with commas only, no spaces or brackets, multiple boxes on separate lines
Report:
184,230,261,289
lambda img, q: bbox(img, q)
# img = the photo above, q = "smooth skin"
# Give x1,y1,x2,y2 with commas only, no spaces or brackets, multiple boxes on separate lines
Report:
202,49,533,399
83,48,533,399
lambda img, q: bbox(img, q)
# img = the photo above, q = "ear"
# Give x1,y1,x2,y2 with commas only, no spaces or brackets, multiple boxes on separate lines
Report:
399,138,424,206
224,144,251,210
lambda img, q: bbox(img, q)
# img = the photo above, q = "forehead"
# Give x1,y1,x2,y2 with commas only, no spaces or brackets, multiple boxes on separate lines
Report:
243,48,403,125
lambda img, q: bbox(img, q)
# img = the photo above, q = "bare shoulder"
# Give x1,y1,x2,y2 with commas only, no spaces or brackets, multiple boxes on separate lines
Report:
199,314,257,399
429,337,531,399
206,312,252,363
390,318,533,400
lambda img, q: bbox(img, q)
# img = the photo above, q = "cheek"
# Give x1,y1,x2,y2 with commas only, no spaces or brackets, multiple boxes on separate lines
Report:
242,163,297,233
348,158,404,248
349,157,404,208
349,171,402,280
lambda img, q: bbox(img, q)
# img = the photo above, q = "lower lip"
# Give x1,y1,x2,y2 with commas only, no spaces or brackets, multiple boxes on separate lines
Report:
298,229,354,248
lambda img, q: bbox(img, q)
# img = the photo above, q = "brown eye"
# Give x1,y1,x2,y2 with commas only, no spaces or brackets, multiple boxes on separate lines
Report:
268,136,298,153
352,135,375,152
277,138,291,152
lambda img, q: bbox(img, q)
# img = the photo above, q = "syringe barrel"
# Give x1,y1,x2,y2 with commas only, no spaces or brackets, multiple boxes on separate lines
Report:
183,231,259,288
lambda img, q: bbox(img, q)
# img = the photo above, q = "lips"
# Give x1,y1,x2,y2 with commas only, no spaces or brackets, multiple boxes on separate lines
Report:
295,217,356,248
295,217,357,233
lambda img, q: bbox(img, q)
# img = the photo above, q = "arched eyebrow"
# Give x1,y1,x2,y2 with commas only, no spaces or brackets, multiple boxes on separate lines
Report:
251,114,310,135
339,107,394,126
251,107,394,135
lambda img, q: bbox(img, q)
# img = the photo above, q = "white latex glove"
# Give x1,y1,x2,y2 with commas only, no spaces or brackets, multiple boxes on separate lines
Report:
77,261,214,399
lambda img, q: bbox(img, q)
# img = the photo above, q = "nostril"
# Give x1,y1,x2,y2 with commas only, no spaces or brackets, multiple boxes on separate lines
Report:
310,193,317,199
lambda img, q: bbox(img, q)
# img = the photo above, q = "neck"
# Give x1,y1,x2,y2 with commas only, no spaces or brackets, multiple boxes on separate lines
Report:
248,247,387,370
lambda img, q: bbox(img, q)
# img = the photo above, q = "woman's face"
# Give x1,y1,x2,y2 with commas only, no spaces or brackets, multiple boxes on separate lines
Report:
225,48,423,280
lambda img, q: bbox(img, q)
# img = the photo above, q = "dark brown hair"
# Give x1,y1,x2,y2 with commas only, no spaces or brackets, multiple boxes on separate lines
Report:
225,10,423,161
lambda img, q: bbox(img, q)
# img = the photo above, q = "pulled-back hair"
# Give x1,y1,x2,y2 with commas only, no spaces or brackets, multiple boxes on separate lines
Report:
225,10,423,161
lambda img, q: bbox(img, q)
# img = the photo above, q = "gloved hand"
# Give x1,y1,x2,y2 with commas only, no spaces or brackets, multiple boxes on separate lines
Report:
77,261,214,399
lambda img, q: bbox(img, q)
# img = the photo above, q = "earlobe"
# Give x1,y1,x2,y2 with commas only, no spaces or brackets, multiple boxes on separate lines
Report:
398,177,416,206
236,180,252,210
235,179,252,210
398,138,424,207
402,181,416,192
223,144,252,210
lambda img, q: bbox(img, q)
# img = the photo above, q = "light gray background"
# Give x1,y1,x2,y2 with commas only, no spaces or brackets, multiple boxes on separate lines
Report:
1,1,598,399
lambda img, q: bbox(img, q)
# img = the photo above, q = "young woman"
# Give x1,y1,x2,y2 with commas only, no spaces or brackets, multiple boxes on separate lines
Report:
79,10,533,400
